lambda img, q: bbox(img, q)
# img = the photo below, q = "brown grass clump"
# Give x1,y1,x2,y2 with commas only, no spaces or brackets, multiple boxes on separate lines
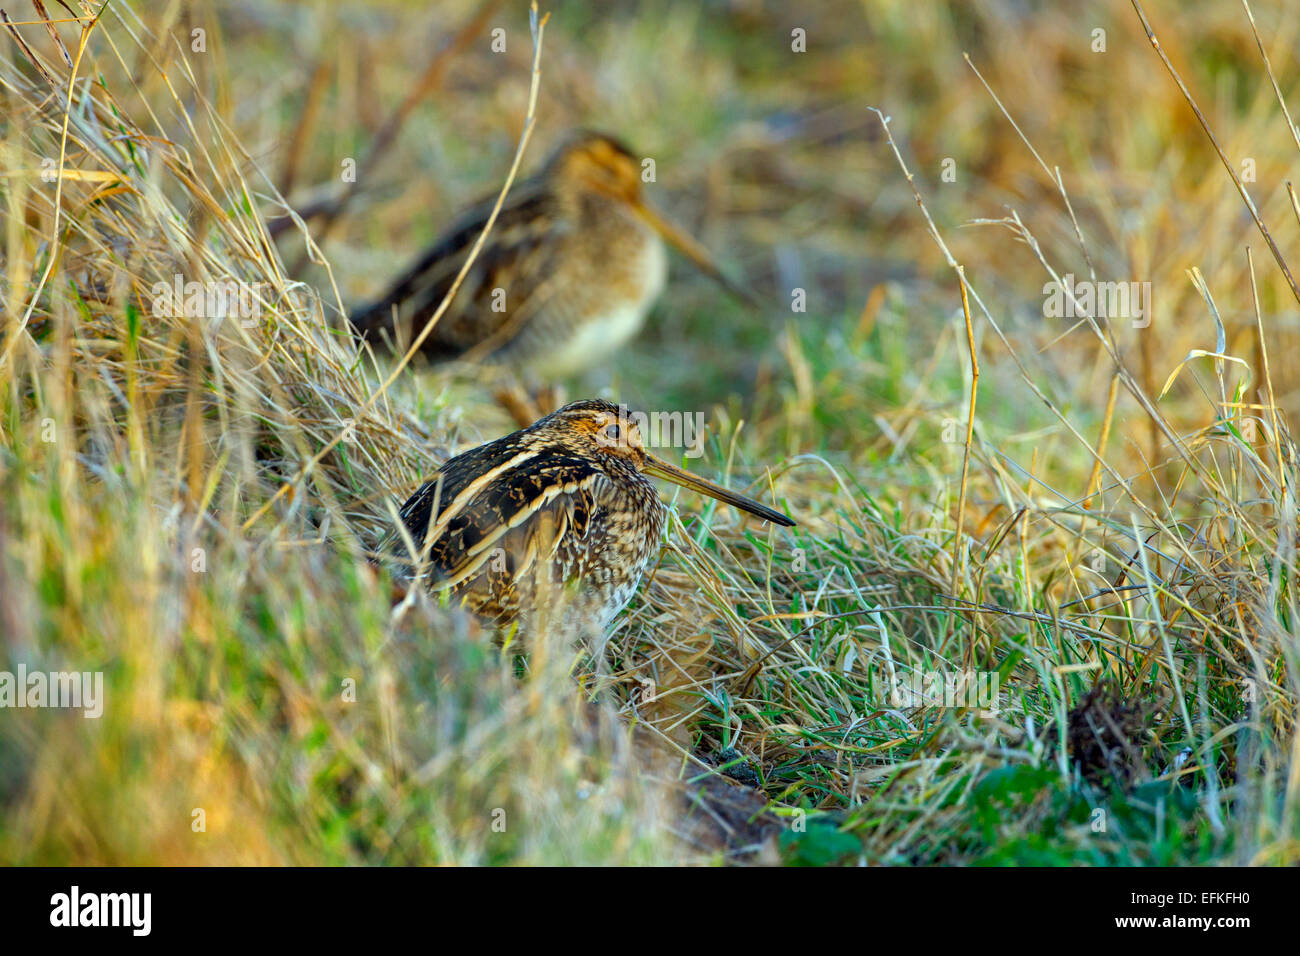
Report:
1061,682,1164,787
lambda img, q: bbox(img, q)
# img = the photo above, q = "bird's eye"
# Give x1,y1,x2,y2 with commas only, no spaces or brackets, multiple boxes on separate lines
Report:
602,423,622,443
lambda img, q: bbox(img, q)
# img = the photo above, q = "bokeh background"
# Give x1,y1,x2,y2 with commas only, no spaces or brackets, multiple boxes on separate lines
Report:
220,0,1300,462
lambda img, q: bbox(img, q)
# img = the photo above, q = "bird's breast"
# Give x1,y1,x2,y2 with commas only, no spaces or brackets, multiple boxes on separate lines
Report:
525,220,667,379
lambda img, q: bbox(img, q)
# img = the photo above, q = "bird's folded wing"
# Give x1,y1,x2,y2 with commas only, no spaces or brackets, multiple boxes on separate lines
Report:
349,184,566,357
389,451,603,592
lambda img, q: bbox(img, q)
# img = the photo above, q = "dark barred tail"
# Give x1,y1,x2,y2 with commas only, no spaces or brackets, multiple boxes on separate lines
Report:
348,236,465,358
349,294,463,363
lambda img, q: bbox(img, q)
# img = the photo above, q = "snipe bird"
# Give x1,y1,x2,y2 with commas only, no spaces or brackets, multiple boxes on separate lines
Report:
350,131,750,379
383,399,793,633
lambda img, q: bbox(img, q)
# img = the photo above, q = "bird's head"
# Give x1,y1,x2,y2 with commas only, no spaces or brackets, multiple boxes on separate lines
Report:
543,131,757,306
534,400,794,527
546,131,644,203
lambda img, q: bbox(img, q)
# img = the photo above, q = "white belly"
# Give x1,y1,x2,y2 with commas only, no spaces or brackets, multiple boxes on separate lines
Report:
532,236,667,378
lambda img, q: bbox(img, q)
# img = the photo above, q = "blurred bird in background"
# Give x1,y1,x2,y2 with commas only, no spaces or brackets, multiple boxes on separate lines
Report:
350,131,752,388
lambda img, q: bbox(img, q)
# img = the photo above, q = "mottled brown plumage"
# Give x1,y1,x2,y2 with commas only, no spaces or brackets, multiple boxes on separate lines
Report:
350,131,749,379
382,399,793,634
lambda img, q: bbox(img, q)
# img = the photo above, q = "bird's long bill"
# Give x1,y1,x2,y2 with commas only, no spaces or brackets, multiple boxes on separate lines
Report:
644,454,794,527
631,199,759,307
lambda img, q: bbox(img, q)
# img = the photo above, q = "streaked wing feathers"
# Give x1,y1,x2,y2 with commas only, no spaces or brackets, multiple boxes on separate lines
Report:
389,445,601,601
350,180,567,358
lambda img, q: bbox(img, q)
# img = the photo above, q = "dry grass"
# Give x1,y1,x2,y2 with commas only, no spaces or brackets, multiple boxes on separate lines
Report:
1,0,1299,865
